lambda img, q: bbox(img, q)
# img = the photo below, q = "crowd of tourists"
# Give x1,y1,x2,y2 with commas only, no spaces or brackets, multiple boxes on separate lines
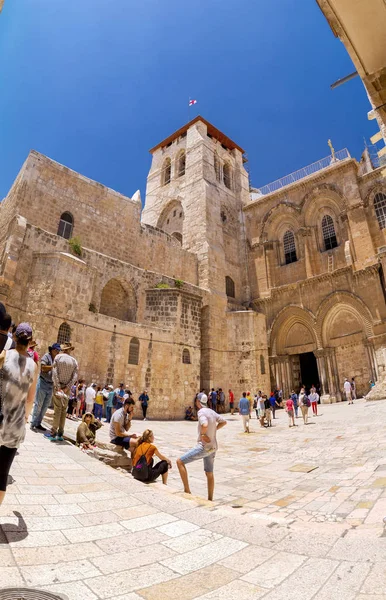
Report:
0,297,370,507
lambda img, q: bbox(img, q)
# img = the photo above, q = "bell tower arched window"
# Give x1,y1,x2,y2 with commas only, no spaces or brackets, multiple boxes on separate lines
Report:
283,230,297,264
57,212,73,240
162,158,171,186
223,162,232,190
321,215,338,250
177,151,186,177
374,192,386,230
214,153,221,182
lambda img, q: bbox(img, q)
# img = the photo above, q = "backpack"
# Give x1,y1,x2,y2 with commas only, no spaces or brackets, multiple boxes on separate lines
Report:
305,396,311,407
253,398,257,409
132,447,149,482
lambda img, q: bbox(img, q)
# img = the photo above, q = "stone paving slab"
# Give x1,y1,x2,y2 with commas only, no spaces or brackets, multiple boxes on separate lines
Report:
0,400,386,598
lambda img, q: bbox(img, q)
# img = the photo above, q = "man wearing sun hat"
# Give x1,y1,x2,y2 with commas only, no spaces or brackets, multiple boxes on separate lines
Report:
45,341,78,442
30,342,61,432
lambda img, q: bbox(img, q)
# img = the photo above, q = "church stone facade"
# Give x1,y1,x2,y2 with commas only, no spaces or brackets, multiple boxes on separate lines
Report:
1,116,386,417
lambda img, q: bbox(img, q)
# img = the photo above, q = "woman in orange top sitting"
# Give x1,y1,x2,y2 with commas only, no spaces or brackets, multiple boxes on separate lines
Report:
132,429,172,484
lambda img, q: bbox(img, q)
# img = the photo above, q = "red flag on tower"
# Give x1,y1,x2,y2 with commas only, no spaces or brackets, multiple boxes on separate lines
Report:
189,99,197,106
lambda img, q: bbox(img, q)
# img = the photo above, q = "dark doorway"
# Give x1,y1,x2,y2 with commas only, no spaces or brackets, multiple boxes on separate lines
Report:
299,352,319,392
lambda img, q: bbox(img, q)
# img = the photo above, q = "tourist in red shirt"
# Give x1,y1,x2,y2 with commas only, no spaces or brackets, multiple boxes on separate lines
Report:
228,389,235,414
285,397,295,428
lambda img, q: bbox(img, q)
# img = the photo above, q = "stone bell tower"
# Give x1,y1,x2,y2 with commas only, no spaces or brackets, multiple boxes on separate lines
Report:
142,116,269,394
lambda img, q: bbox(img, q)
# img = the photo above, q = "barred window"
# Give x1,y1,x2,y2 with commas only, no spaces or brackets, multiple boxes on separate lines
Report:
225,276,235,298
128,337,140,365
283,230,297,264
374,192,386,230
177,151,186,177
162,158,171,186
57,212,73,240
57,322,71,345
223,162,232,190
322,215,338,250
214,153,221,182
182,348,191,364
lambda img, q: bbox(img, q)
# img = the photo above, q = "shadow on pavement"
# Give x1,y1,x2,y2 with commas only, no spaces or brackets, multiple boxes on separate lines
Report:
0,511,28,544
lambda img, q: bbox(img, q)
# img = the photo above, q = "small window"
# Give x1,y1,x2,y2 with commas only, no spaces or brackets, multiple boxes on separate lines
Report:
179,212,182,218
214,153,221,182
283,230,297,264
374,192,386,230
128,337,140,365
177,151,186,177
162,158,171,186
225,276,235,298
260,354,266,375
322,214,338,250
182,348,191,364
167,219,169,224
57,212,73,240
173,210,176,217
57,322,71,345
223,162,232,190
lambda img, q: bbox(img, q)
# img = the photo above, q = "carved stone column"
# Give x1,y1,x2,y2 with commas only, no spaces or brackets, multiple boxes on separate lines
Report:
314,349,328,398
323,348,340,404
299,227,313,279
364,340,378,383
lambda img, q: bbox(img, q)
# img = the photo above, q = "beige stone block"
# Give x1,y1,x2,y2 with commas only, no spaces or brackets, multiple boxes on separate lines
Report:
139,564,239,600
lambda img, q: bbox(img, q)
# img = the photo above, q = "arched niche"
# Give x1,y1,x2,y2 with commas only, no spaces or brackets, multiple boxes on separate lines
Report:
100,278,137,322
157,200,184,242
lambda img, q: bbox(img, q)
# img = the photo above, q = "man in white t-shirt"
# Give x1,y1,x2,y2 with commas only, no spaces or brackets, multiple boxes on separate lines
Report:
344,378,353,404
177,394,226,501
85,383,97,413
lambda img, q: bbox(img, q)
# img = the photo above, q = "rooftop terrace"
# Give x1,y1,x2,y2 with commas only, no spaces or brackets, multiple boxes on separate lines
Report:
251,148,351,199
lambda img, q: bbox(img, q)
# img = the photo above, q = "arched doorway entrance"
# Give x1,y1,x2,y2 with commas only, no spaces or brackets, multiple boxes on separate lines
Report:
270,307,320,396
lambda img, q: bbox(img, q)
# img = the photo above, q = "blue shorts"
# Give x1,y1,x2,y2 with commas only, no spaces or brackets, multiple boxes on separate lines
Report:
179,443,216,473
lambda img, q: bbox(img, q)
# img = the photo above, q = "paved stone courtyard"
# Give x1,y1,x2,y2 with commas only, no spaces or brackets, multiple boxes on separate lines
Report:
1,399,386,599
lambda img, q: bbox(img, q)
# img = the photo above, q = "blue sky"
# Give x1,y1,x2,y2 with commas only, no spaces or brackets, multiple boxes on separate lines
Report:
0,0,378,202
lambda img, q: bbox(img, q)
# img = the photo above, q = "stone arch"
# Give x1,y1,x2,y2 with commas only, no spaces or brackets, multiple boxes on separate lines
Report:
171,232,182,244
99,278,137,322
302,184,346,228
269,305,319,356
156,199,184,241
260,202,301,241
316,292,374,346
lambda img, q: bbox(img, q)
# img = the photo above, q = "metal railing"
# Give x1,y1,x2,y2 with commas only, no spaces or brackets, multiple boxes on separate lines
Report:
257,148,351,196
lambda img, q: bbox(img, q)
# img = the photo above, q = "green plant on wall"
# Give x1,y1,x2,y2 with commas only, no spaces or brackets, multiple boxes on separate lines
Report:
69,236,82,257
155,282,170,289
174,279,184,288
89,302,97,313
